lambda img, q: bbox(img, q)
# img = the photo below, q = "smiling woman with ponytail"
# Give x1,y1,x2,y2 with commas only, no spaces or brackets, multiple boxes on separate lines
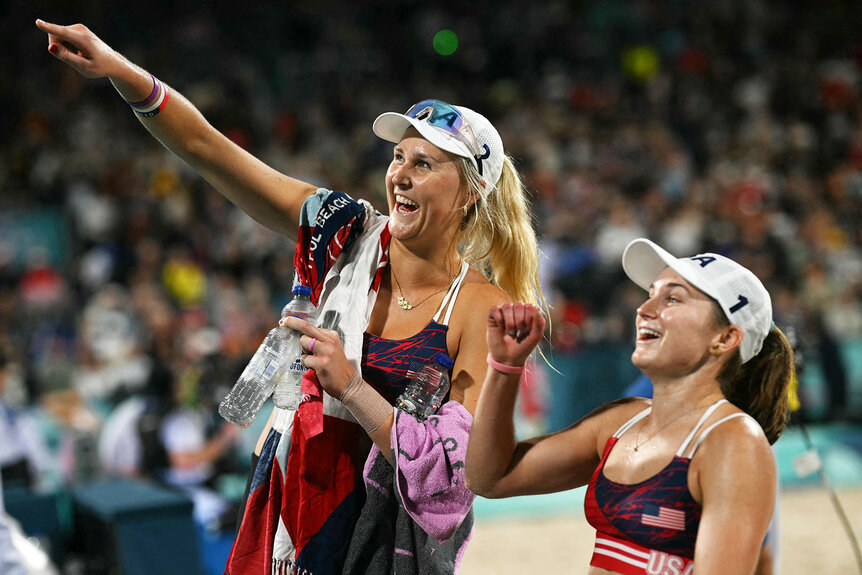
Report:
36,19,550,574
467,238,793,575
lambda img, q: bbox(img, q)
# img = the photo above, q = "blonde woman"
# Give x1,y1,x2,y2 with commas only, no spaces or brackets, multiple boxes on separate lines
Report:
37,19,545,574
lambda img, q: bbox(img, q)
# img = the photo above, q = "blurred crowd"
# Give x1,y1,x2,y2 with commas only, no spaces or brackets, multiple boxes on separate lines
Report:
1,0,862,508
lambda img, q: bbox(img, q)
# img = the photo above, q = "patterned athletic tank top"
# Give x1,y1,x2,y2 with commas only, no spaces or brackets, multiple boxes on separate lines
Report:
361,262,468,404
584,399,750,574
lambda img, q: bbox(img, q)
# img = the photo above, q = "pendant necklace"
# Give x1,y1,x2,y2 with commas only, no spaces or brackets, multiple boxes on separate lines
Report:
391,263,459,311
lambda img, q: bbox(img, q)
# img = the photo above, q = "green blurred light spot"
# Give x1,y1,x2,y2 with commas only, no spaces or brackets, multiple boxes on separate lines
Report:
622,45,660,82
433,29,459,56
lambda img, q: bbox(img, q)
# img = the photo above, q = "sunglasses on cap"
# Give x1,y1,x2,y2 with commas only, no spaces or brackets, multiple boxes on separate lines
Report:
404,99,483,163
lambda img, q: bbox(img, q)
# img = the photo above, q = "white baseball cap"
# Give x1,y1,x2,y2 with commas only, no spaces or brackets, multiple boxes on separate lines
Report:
622,238,773,363
373,99,505,196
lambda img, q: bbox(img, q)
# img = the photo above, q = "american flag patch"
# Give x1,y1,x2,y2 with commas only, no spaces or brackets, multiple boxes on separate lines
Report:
641,504,686,531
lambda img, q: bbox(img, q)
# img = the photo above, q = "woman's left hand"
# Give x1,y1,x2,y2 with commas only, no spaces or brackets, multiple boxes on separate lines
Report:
486,302,546,368
280,316,354,398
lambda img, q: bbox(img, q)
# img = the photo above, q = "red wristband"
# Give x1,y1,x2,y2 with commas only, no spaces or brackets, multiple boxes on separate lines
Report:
486,353,524,375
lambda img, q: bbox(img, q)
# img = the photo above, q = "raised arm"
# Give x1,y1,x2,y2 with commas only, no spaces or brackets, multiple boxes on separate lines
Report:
35,19,317,238
465,303,603,498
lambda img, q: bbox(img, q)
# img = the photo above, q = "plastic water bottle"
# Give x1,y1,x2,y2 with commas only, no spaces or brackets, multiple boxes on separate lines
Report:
395,352,454,421
272,286,318,410
218,285,316,427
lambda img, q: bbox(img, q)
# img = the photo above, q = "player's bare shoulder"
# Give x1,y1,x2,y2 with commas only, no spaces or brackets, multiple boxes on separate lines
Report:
581,397,652,446
693,408,771,462
452,266,509,327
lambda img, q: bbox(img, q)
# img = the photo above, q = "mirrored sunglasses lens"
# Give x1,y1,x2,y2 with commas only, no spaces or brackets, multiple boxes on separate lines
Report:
406,100,464,132
404,99,480,157
405,99,438,118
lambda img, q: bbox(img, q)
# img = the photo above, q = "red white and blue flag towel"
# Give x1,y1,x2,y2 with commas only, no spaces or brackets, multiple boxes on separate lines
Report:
225,189,390,575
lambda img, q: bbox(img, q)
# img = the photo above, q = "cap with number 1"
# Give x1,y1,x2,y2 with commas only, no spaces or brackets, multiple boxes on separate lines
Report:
622,238,773,363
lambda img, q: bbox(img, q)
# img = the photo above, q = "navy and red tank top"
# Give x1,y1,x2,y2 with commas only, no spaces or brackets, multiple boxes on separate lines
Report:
361,261,468,404
584,399,749,574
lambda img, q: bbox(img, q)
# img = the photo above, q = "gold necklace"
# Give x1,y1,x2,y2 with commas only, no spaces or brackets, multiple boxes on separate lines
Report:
391,263,458,311
633,403,710,452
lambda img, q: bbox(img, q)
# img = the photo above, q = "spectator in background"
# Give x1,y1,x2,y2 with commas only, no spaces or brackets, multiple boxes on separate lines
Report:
157,359,240,531
0,472,44,575
0,351,50,490
98,351,240,529
97,355,175,480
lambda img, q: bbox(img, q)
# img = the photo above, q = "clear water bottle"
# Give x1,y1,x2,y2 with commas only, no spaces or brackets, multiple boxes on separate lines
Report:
395,352,454,421
272,285,318,410
218,285,315,427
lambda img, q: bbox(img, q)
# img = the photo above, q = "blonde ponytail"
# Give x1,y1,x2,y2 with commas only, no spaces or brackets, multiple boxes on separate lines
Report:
454,155,547,311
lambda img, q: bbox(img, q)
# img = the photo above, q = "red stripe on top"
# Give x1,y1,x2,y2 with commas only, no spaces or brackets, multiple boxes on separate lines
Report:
590,533,694,575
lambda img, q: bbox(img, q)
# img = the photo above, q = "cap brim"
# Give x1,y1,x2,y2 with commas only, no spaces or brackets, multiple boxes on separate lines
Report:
372,112,474,160
622,238,724,304
622,239,677,291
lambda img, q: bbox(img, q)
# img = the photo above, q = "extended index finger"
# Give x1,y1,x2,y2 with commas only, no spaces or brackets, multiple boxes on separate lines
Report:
36,19,71,41
36,20,81,57
36,19,92,52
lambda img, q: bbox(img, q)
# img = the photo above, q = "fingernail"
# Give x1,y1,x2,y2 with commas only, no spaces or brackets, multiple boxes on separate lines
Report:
36,19,44,25
48,44,58,54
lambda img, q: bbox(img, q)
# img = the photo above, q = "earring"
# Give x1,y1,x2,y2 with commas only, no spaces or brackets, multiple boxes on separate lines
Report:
711,345,722,356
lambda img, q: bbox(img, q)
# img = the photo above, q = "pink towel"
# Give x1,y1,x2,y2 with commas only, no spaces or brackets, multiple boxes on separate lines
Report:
390,401,475,543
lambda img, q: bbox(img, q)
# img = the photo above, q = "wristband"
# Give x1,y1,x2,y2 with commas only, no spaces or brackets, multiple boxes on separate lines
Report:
126,75,170,118
486,353,524,375
339,372,392,433
125,74,160,108
134,84,170,117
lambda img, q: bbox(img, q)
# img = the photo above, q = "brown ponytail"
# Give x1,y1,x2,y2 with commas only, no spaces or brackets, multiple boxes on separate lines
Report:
717,326,795,444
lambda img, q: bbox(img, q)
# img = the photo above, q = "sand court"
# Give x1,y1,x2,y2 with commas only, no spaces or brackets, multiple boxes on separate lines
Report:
461,486,862,574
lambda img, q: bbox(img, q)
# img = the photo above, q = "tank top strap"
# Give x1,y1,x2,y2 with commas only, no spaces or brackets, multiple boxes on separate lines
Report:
433,261,470,326
675,398,729,457
612,406,652,439
683,412,751,459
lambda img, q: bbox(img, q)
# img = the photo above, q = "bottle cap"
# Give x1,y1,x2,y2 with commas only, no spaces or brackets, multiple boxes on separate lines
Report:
433,352,454,370
293,285,312,296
